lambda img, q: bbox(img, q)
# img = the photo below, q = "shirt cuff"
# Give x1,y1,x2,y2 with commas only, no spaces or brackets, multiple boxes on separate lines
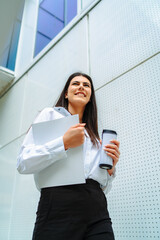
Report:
45,136,68,159
107,167,116,182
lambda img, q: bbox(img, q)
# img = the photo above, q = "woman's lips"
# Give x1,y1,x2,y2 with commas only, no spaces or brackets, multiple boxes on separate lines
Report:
75,92,86,97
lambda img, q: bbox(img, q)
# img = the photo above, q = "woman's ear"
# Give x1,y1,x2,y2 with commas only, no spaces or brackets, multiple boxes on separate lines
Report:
65,92,68,99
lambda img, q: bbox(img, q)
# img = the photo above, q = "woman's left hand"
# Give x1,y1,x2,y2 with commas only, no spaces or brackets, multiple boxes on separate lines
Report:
103,139,120,175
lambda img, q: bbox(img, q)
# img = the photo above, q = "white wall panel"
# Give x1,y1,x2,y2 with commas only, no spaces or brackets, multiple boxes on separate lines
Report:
0,138,20,240
96,54,160,239
0,74,27,147
89,0,160,89
8,159,39,240
20,16,89,134
0,135,39,240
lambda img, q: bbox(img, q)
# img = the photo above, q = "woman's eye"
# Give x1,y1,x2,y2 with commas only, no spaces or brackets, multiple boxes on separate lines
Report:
72,82,90,87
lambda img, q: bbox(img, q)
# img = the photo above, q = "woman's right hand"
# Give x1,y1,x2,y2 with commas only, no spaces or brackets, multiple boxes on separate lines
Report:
63,123,86,150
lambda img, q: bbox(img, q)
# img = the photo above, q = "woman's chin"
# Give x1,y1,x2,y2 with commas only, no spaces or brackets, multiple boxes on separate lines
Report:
71,99,88,108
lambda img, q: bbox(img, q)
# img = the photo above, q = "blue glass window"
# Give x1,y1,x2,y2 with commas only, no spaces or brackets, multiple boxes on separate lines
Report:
0,5,24,71
34,0,77,56
6,21,21,71
66,0,77,24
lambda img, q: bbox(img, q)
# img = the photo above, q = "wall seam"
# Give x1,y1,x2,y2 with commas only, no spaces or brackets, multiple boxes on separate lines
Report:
0,133,26,150
95,51,160,92
18,72,28,136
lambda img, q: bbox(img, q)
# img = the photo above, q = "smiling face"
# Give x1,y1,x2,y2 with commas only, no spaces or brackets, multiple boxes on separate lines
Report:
65,76,92,109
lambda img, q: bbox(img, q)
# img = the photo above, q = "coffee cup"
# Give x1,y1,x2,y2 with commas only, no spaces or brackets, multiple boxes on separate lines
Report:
99,129,117,170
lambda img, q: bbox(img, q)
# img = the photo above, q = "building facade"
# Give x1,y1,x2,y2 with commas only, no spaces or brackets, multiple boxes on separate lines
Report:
0,0,160,239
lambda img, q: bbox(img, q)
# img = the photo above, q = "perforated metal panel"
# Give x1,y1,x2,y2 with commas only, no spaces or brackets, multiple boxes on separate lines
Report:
89,0,160,89
96,54,160,239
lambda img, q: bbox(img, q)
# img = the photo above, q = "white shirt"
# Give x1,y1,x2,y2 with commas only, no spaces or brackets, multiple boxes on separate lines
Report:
17,107,116,194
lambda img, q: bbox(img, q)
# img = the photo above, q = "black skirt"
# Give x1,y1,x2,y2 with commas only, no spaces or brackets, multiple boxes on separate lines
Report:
32,179,115,240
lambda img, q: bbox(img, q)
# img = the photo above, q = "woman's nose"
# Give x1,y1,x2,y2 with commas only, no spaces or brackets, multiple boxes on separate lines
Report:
78,84,84,90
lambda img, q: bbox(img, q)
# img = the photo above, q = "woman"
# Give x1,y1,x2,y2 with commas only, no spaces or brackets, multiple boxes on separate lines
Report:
17,72,120,240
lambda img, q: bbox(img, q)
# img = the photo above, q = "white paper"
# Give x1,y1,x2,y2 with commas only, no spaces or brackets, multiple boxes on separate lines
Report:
32,114,85,188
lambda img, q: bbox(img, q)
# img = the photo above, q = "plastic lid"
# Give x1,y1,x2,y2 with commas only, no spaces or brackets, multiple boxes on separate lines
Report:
103,129,117,135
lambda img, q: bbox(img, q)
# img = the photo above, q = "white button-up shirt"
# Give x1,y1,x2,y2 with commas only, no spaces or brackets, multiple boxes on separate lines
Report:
17,107,116,194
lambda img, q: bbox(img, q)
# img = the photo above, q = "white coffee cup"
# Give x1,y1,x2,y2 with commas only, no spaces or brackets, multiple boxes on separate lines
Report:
99,129,117,170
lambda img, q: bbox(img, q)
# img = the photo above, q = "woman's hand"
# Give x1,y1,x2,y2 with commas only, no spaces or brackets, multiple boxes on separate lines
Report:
63,123,86,150
101,139,120,176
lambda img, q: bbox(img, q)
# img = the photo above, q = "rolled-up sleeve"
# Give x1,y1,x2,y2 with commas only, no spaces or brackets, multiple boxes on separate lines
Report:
17,109,68,174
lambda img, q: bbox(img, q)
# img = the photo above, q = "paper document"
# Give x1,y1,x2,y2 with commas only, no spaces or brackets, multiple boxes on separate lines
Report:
32,114,85,189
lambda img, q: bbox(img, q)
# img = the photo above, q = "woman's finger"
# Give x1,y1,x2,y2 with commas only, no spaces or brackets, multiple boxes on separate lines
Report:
110,139,120,147
72,123,86,128
107,152,119,165
104,147,120,158
104,144,120,155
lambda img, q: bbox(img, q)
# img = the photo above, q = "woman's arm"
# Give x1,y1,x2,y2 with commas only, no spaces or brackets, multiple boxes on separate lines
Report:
17,108,67,174
17,136,67,174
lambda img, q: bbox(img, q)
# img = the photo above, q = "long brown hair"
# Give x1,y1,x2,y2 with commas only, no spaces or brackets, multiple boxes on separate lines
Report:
55,72,100,147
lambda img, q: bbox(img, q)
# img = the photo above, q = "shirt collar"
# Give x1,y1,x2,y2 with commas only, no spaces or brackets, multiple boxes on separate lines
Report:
54,107,71,117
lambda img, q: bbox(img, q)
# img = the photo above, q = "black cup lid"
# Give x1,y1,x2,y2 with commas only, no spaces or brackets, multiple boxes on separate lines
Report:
103,129,117,135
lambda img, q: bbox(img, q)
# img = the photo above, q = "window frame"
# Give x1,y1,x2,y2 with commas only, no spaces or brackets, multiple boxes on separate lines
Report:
33,0,101,61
